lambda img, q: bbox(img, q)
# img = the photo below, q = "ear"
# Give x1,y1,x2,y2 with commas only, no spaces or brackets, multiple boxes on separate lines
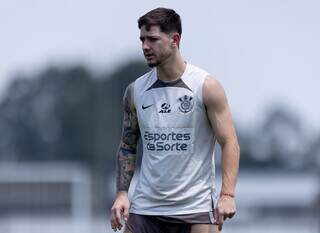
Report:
171,32,181,48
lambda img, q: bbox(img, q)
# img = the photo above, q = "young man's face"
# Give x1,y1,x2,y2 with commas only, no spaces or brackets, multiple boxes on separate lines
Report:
139,25,174,67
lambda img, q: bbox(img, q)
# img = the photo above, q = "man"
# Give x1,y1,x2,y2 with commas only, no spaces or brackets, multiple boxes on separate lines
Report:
110,8,240,233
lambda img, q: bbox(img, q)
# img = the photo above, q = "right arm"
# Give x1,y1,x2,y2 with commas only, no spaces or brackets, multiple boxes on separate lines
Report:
111,82,140,231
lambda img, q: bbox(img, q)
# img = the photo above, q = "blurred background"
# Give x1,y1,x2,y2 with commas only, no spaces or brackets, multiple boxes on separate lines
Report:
0,0,319,232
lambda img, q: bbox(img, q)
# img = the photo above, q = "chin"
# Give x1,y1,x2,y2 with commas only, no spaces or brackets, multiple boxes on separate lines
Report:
147,61,160,68
147,63,157,68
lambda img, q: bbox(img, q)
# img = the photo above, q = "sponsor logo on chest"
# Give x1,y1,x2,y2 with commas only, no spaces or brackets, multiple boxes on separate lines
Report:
143,128,194,155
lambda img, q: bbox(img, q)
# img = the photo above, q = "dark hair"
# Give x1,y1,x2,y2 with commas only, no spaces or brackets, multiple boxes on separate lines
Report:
138,8,182,35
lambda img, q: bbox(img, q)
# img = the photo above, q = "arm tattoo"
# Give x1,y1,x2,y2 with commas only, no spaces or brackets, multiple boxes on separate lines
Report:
116,83,140,192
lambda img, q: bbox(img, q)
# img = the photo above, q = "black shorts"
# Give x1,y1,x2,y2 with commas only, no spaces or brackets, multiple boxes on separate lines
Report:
125,212,214,233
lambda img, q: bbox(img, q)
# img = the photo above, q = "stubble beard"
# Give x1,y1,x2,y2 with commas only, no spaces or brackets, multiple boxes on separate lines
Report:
146,56,161,67
146,52,170,68
146,48,172,68
147,61,161,68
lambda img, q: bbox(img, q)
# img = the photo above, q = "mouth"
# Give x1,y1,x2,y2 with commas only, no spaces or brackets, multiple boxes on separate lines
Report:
144,54,154,59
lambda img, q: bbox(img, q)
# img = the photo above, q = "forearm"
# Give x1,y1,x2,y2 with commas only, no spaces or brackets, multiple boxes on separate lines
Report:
116,141,137,193
220,141,240,195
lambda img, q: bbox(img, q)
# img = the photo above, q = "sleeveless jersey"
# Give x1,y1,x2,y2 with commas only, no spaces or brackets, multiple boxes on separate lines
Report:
130,63,217,215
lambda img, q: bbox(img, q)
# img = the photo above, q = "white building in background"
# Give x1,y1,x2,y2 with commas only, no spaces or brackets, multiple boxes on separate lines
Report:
0,162,92,233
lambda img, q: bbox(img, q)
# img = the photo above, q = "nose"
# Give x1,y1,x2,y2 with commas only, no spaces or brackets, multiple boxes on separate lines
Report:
142,41,150,51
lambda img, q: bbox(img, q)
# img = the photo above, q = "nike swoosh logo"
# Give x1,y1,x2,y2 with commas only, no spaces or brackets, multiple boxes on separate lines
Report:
142,104,153,110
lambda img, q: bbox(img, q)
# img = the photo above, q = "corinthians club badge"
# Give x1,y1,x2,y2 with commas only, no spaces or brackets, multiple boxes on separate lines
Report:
178,95,194,113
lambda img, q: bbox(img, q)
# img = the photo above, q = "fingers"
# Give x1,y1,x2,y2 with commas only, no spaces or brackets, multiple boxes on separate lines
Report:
111,206,123,231
123,206,129,222
228,211,235,219
217,208,236,220
223,211,235,220
214,207,224,231
110,194,130,232
214,206,236,231
111,220,120,232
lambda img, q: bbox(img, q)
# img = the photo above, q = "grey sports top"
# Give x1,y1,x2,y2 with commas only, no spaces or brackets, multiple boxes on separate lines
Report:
130,63,217,215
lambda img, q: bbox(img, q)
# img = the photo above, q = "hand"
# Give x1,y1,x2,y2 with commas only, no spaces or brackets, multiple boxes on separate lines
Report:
110,191,130,231
214,194,236,231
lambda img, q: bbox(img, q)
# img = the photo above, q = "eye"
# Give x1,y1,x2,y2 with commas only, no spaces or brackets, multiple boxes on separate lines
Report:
139,37,145,42
149,37,158,42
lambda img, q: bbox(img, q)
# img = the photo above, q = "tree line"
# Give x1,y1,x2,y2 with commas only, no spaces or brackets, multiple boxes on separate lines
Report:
0,60,319,179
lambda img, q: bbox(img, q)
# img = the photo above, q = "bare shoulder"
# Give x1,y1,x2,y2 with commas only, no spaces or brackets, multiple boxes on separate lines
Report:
127,81,135,91
123,82,136,111
203,75,228,110
123,82,135,99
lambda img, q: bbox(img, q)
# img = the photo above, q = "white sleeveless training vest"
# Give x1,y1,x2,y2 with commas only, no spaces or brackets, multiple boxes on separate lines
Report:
130,63,217,215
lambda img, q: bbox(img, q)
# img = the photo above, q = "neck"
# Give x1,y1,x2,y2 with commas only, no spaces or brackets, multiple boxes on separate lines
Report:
156,52,186,82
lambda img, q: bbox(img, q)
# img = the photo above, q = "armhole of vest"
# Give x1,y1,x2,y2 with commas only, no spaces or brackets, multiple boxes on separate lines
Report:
200,73,209,110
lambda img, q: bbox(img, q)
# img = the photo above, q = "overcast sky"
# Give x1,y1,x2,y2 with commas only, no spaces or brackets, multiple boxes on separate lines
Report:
1,0,319,131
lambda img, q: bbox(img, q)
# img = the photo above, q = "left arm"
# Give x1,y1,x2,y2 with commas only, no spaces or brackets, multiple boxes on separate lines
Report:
203,76,240,230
